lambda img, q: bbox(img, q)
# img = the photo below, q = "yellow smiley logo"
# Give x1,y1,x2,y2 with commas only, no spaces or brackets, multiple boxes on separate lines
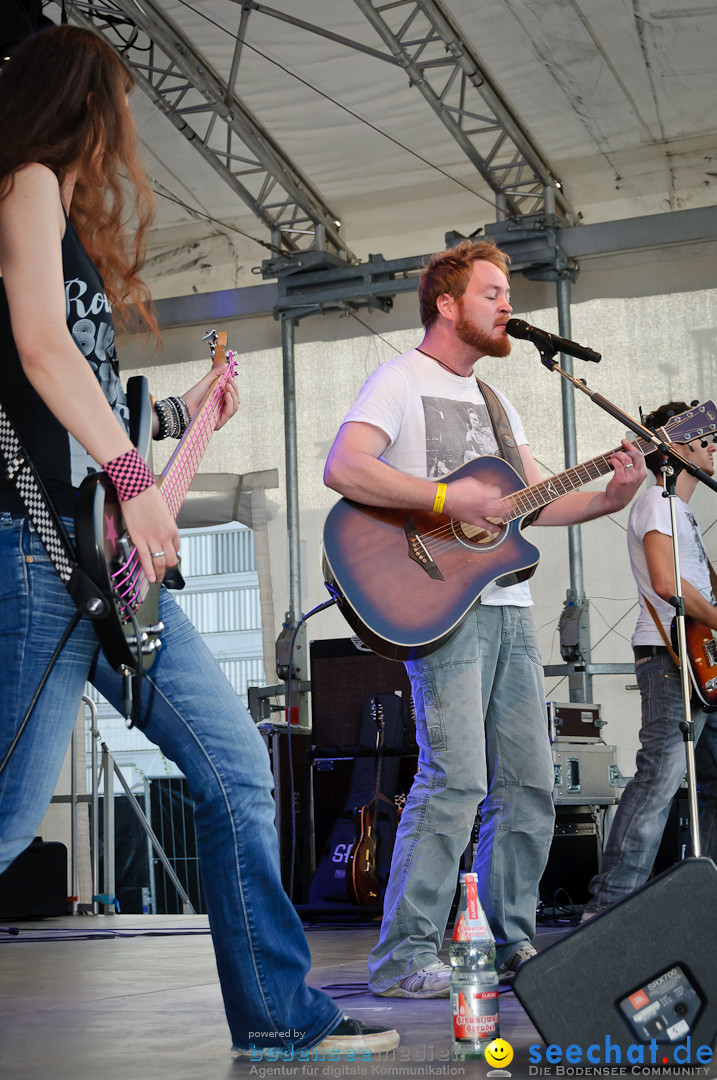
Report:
484,1038,514,1068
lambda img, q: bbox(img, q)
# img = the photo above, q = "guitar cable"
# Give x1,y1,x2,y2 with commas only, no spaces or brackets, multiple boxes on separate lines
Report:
282,596,337,903
0,609,83,779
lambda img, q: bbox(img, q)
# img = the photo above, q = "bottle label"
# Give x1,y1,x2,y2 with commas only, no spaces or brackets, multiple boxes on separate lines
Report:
466,875,479,921
453,911,490,942
452,987,499,1043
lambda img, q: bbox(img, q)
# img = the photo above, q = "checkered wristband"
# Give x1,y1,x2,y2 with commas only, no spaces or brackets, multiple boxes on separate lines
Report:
103,447,155,502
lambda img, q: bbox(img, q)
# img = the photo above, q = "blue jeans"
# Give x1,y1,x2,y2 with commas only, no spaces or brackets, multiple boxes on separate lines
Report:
0,513,342,1051
585,652,717,913
367,603,555,988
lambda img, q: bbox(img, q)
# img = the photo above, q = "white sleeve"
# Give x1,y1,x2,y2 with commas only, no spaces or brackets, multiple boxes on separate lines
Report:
341,363,410,447
630,488,671,543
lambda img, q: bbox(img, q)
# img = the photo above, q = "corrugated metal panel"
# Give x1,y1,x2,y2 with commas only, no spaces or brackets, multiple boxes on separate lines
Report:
179,525,256,576
174,586,262,632
216,657,266,700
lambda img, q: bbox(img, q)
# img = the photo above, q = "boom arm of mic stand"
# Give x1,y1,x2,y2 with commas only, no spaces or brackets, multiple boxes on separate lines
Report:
536,343,709,858
535,347,717,495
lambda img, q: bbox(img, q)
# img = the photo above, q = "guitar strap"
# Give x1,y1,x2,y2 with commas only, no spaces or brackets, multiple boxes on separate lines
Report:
476,378,527,481
640,556,717,674
641,593,681,668
0,398,104,614
476,378,541,587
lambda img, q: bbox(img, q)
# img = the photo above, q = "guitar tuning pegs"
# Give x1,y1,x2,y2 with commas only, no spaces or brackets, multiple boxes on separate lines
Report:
691,400,700,407
701,440,709,448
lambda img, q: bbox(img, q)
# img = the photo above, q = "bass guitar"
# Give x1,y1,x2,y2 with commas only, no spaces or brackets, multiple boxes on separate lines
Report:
347,698,384,906
74,330,235,673
323,401,717,661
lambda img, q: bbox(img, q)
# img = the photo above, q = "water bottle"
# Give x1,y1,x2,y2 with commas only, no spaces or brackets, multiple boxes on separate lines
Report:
450,871,499,1058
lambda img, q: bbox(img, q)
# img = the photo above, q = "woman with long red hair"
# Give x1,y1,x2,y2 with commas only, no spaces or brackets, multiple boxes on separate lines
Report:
0,24,398,1058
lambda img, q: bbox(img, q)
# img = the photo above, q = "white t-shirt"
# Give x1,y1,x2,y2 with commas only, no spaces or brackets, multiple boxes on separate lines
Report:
341,348,532,606
629,482,714,646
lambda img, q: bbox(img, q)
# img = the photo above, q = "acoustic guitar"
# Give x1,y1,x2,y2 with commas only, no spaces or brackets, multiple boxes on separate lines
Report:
323,401,717,661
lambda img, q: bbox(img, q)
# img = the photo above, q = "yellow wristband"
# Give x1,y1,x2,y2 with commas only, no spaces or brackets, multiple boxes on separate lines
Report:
433,482,447,514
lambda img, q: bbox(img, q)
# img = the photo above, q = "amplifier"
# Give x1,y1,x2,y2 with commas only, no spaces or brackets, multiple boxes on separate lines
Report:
547,700,606,742
309,637,414,747
552,741,621,804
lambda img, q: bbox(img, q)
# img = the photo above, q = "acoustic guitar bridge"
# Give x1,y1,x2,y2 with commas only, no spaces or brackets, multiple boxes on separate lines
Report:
404,517,444,580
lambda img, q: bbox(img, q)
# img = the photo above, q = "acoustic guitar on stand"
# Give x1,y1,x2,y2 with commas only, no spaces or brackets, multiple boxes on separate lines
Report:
322,401,717,662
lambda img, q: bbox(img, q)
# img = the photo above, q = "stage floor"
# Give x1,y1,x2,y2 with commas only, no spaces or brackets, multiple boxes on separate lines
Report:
0,914,576,1080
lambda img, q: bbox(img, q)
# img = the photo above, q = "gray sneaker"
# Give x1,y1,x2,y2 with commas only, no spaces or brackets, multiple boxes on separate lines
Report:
375,961,451,998
498,943,537,979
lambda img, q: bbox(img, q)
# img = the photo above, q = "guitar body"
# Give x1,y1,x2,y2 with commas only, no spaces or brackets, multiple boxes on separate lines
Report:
674,616,717,708
323,456,540,661
346,806,379,905
74,376,162,672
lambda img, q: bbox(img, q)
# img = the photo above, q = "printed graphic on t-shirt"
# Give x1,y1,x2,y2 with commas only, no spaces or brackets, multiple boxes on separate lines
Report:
423,397,498,478
65,274,129,486
686,506,716,603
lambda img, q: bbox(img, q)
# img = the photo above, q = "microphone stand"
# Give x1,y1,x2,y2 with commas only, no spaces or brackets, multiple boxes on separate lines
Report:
532,342,717,861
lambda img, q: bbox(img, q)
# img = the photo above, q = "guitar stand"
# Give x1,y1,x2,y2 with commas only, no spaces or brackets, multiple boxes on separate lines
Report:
530,341,717,859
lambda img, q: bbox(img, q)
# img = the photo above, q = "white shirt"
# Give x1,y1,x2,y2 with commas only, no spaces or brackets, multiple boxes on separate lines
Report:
628,482,714,646
341,348,532,606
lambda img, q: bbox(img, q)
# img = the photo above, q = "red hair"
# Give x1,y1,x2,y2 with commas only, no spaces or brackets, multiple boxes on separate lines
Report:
0,24,157,337
418,239,510,328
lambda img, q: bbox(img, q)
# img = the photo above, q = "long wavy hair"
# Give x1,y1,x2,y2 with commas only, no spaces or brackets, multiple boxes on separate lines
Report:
0,24,157,336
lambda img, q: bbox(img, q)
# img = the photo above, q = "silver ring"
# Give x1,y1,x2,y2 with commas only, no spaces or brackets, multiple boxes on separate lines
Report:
150,550,166,558
625,463,634,469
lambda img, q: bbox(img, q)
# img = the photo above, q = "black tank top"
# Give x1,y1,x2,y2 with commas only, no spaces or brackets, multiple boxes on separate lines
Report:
0,213,129,515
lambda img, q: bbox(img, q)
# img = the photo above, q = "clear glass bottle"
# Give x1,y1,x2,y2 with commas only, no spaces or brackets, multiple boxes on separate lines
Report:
450,871,499,1058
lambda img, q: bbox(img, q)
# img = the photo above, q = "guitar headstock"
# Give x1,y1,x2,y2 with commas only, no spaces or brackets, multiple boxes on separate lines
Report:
202,329,236,374
655,401,717,444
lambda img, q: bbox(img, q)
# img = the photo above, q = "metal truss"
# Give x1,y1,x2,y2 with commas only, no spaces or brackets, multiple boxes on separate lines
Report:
50,0,357,262
353,0,578,223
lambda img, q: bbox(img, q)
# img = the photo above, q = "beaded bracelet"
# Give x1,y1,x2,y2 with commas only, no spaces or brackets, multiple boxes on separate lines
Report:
154,398,174,440
154,396,192,440
103,447,155,502
433,482,447,514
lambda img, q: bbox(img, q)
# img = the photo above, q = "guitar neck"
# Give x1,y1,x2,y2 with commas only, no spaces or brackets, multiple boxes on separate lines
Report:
505,432,655,521
156,369,229,517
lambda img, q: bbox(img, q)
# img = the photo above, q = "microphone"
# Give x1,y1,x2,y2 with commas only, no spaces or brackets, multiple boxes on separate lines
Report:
506,318,601,363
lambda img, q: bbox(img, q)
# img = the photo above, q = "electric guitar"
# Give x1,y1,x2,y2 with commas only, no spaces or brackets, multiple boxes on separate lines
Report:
74,330,235,672
673,617,717,708
322,401,717,662
347,698,384,906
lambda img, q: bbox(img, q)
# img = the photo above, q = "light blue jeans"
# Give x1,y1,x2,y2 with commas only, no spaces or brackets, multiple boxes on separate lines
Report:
585,651,717,913
367,602,555,989
0,513,342,1051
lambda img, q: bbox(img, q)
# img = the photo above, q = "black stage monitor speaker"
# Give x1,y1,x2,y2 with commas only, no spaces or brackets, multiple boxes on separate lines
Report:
514,857,717,1066
309,637,414,747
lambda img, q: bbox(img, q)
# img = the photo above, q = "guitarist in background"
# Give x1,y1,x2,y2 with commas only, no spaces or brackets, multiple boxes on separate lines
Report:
583,401,717,918
324,238,646,997
0,25,397,1057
